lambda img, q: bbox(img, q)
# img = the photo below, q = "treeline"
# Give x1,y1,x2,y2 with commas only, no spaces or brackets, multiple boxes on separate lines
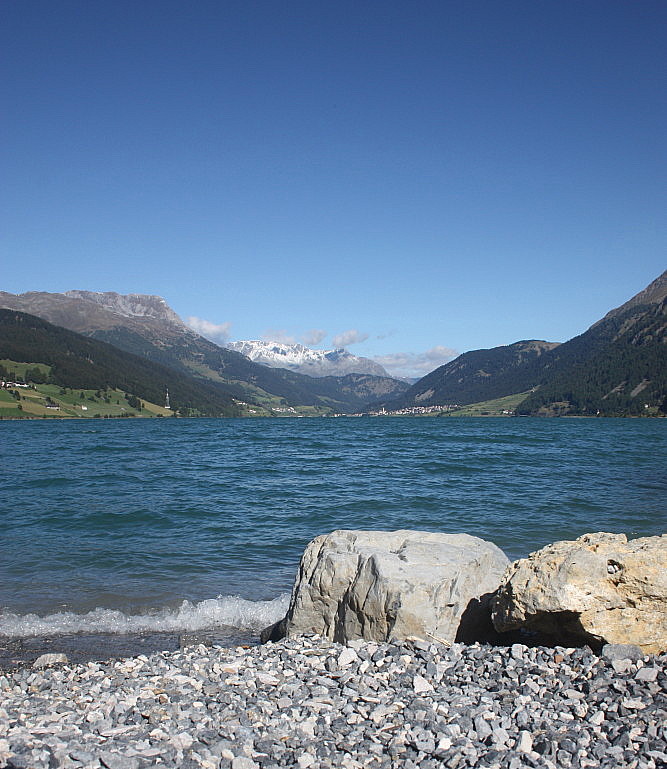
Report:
517,299,667,416
375,296,666,417
93,327,408,412
0,310,241,417
377,341,557,410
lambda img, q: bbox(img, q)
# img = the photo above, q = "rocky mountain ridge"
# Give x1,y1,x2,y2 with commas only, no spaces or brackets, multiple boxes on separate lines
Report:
227,340,390,378
64,290,186,326
0,290,194,338
0,291,408,413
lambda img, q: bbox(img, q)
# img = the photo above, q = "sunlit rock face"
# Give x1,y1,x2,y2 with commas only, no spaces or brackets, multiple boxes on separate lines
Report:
492,532,667,654
264,529,510,645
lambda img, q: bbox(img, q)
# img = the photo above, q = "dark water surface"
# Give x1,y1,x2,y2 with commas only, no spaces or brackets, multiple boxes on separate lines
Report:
1,417,665,640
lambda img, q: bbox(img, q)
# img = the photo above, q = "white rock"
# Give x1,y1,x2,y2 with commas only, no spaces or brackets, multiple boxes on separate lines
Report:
436,737,452,752
413,674,434,693
33,653,68,669
612,659,632,674
256,672,280,686
338,647,359,667
635,667,659,682
231,758,258,769
171,733,194,750
271,529,509,645
517,730,533,753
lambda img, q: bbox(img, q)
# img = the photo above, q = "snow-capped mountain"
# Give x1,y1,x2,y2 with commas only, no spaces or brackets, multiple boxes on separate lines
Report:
227,340,393,379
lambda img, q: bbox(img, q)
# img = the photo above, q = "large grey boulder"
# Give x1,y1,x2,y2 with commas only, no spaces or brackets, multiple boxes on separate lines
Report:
262,530,510,645
491,532,667,654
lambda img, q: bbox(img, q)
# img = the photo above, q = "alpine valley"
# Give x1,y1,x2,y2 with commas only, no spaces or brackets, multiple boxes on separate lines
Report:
0,291,409,417
0,269,665,418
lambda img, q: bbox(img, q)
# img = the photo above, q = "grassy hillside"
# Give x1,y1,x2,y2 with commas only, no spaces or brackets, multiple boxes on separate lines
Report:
439,391,533,417
0,379,173,419
0,310,242,417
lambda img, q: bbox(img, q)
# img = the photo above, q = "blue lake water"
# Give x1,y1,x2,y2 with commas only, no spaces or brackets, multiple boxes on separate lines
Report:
1,417,665,638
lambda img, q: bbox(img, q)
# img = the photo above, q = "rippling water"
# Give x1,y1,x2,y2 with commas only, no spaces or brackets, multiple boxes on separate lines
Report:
1,417,665,637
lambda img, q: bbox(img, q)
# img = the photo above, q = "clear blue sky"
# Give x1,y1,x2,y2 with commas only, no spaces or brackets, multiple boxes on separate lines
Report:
2,1,665,377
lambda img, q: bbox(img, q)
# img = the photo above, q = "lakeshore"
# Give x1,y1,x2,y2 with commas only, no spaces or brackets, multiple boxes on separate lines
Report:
1,636,665,769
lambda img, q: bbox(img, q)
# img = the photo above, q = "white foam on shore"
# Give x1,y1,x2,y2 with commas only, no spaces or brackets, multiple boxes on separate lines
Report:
0,594,290,638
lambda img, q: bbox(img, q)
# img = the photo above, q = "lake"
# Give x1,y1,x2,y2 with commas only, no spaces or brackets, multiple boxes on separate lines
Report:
1,417,665,641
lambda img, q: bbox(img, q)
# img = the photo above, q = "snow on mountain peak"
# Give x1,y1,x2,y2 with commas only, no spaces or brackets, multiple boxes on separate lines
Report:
227,340,392,378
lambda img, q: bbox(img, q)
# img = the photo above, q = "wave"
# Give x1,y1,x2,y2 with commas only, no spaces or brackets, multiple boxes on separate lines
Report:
0,593,290,638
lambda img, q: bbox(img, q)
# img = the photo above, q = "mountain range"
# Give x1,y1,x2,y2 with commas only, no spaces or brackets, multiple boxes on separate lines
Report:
1,271,665,417
378,270,666,416
0,309,240,417
0,290,408,415
226,340,391,378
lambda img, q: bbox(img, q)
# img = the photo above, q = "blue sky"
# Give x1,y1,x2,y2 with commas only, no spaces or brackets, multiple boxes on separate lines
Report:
1,1,665,377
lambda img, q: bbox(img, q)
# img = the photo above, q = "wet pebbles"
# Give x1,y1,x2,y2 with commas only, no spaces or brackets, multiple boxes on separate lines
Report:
1,637,665,769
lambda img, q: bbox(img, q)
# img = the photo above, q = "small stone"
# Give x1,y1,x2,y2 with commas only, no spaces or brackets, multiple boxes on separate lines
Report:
474,716,493,740
338,647,359,667
413,674,434,693
635,667,659,682
494,726,511,744
511,644,525,660
33,653,68,669
622,698,647,710
231,758,258,769
517,731,533,753
601,644,644,662
99,752,140,769
612,659,632,674
256,672,280,685
172,732,195,750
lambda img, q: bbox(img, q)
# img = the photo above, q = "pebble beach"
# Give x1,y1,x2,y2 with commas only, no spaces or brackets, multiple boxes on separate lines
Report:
1,637,665,769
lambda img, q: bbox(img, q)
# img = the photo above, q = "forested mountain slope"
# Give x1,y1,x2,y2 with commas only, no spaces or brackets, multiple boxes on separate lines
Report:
0,291,408,412
377,340,558,409
0,310,241,417
377,270,666,416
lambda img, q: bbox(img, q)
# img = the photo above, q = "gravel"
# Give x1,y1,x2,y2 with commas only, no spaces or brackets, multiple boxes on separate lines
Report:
1,636,665,768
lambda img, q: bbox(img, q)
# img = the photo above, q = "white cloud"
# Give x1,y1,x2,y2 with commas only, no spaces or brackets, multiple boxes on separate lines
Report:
373,345,457,379
261,329,296,344
302,329,327,346
332,329,369,348
186,316,232,344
